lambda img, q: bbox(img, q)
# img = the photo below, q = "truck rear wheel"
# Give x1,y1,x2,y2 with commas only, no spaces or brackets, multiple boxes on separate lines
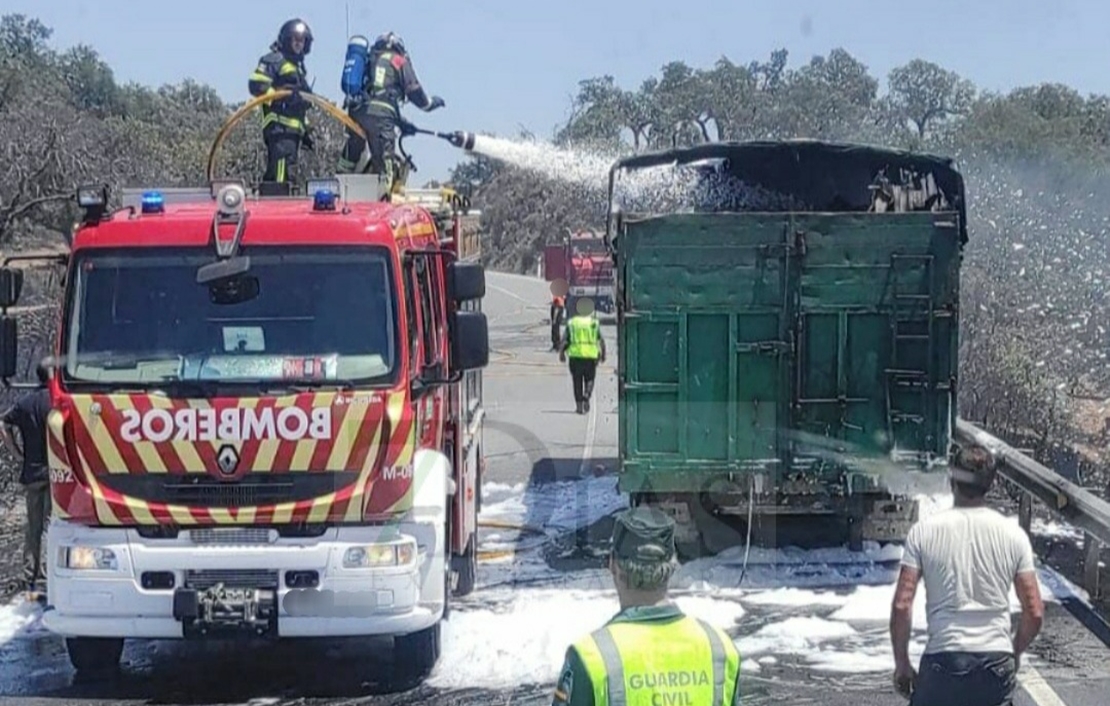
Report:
65,636,124,674
394,622,441,678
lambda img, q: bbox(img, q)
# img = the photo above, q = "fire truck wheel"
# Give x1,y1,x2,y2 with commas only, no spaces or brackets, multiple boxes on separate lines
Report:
65,636,124,674
453,534,477,597
394,622,441,678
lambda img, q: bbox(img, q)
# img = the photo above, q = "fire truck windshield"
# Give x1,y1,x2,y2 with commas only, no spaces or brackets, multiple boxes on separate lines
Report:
61,245,399,389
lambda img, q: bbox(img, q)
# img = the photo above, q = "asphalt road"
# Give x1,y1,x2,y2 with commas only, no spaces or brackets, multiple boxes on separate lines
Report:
0,271,1108,706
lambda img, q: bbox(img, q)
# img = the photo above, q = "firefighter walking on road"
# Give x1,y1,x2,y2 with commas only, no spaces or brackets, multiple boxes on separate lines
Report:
249,18,315,190
559,298,605,414
552,507,742,705
338,32,445,190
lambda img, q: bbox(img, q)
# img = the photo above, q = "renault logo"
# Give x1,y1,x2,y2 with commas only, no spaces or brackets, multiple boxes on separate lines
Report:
216,444,240,476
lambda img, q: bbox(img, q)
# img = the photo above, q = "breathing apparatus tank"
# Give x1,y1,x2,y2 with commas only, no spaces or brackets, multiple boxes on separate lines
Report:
341,35,370,100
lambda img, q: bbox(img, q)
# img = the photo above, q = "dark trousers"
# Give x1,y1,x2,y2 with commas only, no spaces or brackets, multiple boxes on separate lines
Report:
551,307,565,349
23,479,51,588
342,105,398,181
262,124,302,184
910,652,1017,706
569,357,598,406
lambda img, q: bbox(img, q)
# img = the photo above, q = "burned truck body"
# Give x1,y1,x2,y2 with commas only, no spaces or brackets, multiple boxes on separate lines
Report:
605,140,967,554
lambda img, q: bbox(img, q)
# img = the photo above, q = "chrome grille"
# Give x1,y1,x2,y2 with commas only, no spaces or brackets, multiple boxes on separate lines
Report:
184,569,279,590
189,528,275,545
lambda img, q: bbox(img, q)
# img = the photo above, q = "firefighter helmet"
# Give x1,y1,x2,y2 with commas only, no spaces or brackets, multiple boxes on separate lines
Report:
373,32,406,55
278,19,314,56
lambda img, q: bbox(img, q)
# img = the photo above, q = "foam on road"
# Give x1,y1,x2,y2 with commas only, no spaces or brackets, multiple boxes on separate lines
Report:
0,272,1107,706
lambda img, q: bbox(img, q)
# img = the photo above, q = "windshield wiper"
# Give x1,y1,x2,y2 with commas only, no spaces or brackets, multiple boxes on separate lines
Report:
99,354,183,370
155,378,222,398
261,380,359,395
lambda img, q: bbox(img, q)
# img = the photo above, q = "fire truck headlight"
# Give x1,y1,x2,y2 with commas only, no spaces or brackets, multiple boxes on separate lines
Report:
343,538,417,568
60,546,118,571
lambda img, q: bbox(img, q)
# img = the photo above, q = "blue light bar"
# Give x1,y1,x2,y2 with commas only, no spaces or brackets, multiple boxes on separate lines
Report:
313,189,337,211
141,190,165,214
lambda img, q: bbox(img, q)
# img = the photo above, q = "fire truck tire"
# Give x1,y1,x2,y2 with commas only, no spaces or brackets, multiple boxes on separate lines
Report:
65,636,123,674
394,621,441,678
453,534,477,597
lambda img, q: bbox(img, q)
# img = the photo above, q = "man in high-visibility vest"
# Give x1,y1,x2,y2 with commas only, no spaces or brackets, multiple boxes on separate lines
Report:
559,298,606,414
551,507,743,705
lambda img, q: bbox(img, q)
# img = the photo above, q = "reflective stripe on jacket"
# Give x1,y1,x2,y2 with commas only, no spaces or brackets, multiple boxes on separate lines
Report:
572,613,741,705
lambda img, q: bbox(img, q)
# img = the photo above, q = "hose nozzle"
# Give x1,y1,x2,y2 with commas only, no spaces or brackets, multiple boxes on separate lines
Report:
440,130,475,151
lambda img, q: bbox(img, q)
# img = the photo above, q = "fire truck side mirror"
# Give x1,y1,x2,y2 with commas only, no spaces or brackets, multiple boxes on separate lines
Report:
0,267,24,309
446,261,485,302
450,311,489,371
0,316,17,380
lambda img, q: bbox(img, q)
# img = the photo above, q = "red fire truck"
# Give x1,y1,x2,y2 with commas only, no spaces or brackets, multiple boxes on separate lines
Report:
0,168,489,677
543,230,615,317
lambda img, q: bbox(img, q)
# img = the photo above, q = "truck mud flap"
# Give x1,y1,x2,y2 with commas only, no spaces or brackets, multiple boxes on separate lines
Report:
173,570,279,639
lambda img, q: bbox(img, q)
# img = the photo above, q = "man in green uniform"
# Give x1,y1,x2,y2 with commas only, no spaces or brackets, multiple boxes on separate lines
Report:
558,298,606,414
552,507,743,705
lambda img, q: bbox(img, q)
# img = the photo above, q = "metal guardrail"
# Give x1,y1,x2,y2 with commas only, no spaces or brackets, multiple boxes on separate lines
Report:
954,419,1108,599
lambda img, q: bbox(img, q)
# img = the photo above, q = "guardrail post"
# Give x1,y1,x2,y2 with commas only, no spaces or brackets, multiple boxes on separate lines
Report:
1084,531,1102,600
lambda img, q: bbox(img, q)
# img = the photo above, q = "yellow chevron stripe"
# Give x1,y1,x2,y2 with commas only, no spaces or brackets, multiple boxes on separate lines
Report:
186,397,220,473
122,493,156,524
48,411,72,520
159,395,198,471
167,504,194,525
77,401,130,474
74,443,119,526
328,396,366,470
342,409,388,521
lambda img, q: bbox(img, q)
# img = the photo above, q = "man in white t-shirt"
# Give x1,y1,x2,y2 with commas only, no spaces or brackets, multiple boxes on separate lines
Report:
889,444,1044,706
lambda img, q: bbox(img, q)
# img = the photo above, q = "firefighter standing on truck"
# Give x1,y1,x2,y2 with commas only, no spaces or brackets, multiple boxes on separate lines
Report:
552,507,742,705
559,298,605,414
337,32,445,189
248,19,314,188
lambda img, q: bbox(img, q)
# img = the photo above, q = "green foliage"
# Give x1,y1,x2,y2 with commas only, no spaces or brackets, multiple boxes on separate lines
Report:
0,13,355,244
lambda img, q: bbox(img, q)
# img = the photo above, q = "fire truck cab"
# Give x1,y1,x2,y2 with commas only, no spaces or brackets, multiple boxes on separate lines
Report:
0,172,489,679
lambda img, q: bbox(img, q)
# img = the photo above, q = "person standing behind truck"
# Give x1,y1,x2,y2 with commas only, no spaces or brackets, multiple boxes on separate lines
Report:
552,507,742,705
559,298,605,415
248,18,315,191
0,362,52,596
889,444,1044,706
551,294,566,351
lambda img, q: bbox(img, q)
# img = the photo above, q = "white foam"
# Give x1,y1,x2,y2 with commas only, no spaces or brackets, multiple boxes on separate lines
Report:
468,135,613,189
479,476,627,534
430,588,746,690
0,598,45,643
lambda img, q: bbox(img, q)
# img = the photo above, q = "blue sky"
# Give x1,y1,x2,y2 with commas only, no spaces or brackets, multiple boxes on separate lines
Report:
5,0,1107,181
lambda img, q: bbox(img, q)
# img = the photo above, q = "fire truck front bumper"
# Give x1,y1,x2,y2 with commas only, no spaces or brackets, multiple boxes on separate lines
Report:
41,518,446,640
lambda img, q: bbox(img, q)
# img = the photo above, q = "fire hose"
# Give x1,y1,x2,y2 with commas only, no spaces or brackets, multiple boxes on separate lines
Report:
206,89,477,185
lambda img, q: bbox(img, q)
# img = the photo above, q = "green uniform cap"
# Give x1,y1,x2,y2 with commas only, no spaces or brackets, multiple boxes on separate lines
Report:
611,506,676,563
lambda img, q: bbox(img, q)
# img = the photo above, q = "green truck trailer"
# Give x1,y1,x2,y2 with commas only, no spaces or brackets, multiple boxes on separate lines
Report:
605,140,968,555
